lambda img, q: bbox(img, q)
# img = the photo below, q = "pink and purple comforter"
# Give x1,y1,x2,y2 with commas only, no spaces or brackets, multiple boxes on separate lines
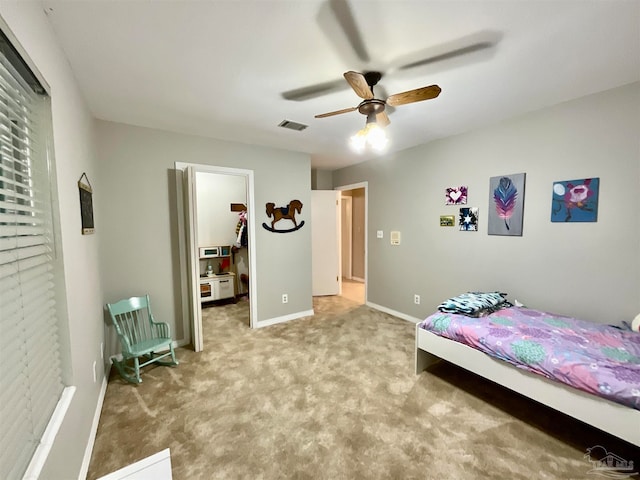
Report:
419,307,640,410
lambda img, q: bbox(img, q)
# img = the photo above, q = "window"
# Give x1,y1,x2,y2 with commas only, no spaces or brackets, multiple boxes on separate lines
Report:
0,29,66,479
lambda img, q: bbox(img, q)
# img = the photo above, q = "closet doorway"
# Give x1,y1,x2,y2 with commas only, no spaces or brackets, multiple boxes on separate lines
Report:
176,163,257,352
336,183,367,305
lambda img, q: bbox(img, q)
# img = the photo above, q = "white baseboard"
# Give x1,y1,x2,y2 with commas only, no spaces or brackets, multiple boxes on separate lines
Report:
254,309,314,328
351,276,365,283
78,376,108,480
366,301,422,323
23,386,76,480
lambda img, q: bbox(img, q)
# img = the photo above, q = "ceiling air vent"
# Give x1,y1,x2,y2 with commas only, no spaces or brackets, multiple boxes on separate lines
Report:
278,120,308,132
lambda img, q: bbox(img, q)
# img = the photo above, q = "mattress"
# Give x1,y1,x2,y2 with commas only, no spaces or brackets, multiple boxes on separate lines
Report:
418,306,640,410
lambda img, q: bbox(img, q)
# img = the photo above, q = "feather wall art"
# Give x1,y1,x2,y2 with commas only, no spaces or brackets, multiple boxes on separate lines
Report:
488,173,526,236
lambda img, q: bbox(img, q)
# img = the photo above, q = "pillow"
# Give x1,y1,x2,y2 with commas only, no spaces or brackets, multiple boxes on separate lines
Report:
437,291,510,316
632,313,640,332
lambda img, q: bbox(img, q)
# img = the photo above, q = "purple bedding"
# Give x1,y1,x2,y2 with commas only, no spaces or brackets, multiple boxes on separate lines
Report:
418,306,640,410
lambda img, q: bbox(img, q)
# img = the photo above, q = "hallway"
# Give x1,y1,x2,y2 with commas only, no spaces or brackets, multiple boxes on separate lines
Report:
340,278,364,304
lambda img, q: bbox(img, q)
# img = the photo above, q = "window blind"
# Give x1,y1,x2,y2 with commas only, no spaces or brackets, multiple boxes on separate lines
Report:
0,33,64,480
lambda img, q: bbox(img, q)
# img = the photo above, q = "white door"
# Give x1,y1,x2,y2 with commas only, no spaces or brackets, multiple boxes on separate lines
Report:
184,166,204,352
311,190,340,296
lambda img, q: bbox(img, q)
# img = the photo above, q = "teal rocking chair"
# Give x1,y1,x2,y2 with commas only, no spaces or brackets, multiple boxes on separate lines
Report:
106,294,178,384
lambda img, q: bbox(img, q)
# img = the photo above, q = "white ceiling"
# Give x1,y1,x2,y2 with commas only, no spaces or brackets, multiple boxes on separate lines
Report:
41,0,640,170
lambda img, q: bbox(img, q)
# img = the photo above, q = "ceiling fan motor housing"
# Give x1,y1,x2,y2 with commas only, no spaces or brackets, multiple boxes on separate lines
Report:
358,98,386,117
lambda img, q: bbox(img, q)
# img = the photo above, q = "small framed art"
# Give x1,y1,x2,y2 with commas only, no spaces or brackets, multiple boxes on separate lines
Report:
440,215,455,227
459,207,478,231
445,186,467,205
78,173,95,235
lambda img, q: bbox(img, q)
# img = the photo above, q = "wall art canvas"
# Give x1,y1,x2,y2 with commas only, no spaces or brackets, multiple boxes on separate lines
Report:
459,207,478,231
488,173,525,236
445,186,467,205
550,177,599,222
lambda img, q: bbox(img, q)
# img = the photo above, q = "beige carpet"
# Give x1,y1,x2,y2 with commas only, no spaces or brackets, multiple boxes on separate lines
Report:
88,296,639,479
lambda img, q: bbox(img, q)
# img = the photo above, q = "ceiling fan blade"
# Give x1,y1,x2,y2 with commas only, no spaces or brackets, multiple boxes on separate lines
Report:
329,0,370,63
386,85,441,107
376,111,390,127
344,71,373,99
315,106,357,118
282,78,347,101
398,42,493,71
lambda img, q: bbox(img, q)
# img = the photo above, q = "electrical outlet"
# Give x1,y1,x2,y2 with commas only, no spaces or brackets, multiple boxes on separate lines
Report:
282,294,288,304
377,230,383,239
414,294,420,305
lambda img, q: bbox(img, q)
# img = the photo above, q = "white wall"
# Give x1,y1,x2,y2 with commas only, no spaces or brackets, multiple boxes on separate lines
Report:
334,82,640,325
196,172,245,247
95,120,313,346
0,3,106,479
311,168,333,190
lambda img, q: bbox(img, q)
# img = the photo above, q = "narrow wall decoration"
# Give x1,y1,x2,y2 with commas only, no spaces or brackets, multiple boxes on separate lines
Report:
551,177,599,222
488,173,525,236
445,186,468,205
440,215,455,227
459,207,478,231
78,172,94,235
262,200,305,233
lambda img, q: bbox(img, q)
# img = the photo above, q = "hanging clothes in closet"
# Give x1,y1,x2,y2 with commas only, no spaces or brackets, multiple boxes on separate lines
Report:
235,210,248,248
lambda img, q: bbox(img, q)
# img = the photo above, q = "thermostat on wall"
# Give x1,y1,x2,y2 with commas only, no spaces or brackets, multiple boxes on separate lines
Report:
390,231,401,245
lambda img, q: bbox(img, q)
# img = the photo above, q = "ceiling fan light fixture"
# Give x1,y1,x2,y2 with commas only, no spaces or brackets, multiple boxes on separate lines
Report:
366,123,388,152
349,119,388,154
349,129,367,153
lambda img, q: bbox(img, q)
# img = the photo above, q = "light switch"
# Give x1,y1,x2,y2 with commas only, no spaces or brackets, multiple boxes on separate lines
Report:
377,230,383,239
390,231,401,245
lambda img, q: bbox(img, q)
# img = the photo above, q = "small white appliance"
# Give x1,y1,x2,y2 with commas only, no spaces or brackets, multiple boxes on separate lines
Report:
199,246,220,258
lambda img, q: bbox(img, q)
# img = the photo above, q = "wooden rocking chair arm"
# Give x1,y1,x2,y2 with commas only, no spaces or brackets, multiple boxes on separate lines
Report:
151,320,171,338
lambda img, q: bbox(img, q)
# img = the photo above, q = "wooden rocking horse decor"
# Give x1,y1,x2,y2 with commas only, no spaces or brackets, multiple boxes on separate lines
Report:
262,199,305,233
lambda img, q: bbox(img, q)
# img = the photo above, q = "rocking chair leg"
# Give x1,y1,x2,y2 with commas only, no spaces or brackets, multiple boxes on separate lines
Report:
153,346,179,367
111,357,141,384
169,345,179,366
133,357,141,383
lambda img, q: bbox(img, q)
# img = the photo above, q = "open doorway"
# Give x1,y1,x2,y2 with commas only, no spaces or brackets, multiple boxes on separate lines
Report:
336,183,367,305
175,163,257,352
195,171,249,302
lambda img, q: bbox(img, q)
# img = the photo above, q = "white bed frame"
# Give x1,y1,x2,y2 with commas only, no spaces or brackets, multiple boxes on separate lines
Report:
415,324,640,447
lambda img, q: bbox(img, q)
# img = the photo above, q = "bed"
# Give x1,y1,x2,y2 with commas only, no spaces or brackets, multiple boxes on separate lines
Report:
415,295,640,447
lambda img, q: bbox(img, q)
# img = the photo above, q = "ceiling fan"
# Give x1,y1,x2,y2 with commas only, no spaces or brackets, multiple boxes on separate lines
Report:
314,70,441,128
281,0,498,103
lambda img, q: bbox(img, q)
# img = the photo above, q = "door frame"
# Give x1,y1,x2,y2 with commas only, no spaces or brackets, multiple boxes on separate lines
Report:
341,195,353,280
334,182,368,304
175,162,257,352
